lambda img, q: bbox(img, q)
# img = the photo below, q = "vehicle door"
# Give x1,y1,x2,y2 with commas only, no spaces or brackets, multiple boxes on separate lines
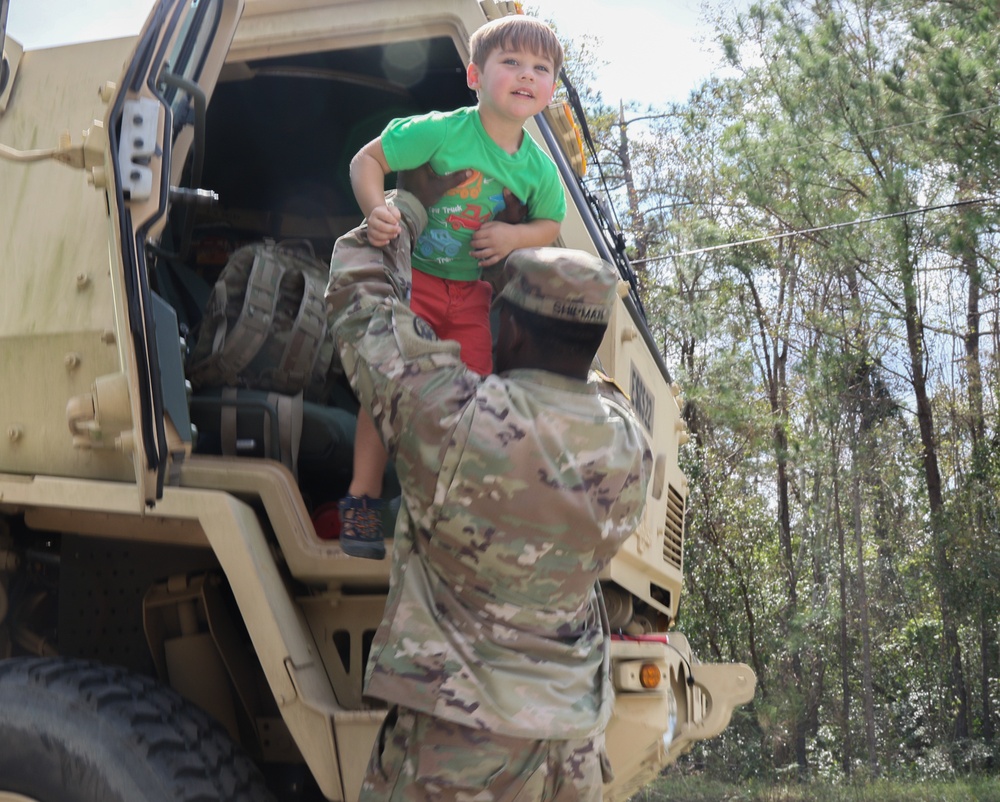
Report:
106,0,243,505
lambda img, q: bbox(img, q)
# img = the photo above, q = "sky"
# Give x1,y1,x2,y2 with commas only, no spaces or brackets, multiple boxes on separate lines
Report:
531,0,731,106
5,0,737,108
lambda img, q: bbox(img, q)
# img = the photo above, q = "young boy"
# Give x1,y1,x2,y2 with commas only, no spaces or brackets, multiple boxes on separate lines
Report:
337,14,567,559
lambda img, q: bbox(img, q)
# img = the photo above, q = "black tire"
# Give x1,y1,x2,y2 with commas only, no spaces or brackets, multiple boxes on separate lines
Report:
0,657,277,802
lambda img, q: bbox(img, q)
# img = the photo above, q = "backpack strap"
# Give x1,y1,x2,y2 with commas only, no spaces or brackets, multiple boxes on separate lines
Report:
268,261,329,392
220,387,240,457
187,246,286,388
215,387,303,478
268,390,303,479
214,247,287,385
186,242,334,399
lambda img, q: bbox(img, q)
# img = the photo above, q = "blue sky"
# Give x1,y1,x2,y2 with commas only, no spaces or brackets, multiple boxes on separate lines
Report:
6,0,736,107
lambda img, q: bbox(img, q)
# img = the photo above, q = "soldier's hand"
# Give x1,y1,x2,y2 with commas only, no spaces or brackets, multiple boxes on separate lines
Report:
396,164,470,208
493,188,528,225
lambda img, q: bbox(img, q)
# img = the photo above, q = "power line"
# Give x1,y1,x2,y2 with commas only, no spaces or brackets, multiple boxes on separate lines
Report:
630,196,996,264
757,102,1000,157
607,102,1000,169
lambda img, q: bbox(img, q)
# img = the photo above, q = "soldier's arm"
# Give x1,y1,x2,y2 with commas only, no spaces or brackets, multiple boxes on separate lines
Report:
326,166,474,459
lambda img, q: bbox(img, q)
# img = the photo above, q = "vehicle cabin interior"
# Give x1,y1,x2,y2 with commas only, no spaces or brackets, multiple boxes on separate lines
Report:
151,35,476,516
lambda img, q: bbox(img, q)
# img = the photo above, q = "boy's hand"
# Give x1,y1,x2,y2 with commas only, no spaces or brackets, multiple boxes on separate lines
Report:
472,189,532,266
366,204,402,247
470,221,520,268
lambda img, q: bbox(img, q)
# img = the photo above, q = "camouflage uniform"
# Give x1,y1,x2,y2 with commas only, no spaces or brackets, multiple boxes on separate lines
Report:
363,707,611,801
325,191,652,800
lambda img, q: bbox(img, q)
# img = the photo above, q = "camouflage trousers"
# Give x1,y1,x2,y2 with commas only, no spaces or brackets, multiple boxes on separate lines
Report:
359,705,613,802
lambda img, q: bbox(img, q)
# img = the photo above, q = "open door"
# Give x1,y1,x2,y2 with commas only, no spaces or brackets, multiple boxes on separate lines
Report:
104,0,243,506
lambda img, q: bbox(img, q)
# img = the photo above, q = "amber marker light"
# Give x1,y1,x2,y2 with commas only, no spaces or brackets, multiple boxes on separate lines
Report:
639,662,662,689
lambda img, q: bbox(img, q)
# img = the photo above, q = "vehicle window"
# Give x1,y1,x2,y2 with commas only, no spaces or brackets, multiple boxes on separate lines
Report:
0,0,9,94
158,0,222,117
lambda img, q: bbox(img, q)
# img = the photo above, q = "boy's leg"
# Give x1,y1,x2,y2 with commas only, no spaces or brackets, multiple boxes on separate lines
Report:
350,409,388,498
330,168,464,561
410,271,493,376
330,218,396,562
339,408,388,560
447,279,493,376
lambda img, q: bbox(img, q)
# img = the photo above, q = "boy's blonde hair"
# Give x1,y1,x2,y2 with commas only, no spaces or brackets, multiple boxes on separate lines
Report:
469,15,564,77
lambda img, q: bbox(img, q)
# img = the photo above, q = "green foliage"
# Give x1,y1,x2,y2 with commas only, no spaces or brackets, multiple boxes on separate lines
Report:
633,773,1000,802
564,0,1000,786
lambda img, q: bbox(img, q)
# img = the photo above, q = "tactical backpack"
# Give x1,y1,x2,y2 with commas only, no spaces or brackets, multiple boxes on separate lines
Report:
186,241,334,403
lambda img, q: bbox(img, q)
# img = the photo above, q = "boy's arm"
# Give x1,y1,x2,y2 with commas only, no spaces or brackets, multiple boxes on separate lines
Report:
350,137,402,247
470,217,561,268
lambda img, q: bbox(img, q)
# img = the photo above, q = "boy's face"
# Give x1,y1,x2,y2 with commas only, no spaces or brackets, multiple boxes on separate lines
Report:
467,46,557,124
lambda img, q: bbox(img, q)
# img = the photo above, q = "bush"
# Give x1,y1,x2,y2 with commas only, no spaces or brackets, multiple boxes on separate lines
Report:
633,773,1000,802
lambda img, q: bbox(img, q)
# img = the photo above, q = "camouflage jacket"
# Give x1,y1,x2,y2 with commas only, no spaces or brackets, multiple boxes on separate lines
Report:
325,193,652,739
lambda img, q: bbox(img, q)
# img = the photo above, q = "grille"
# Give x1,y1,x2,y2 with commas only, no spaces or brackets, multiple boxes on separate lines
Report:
662,484,685,570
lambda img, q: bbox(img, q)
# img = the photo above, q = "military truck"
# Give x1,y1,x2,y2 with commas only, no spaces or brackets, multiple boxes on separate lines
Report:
0,1,755,799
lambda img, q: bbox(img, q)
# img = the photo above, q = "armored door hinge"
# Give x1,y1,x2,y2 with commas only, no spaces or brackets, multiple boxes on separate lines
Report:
66,372,135,453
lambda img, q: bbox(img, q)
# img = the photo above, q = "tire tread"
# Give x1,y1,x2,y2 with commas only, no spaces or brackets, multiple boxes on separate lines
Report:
0,657,275,802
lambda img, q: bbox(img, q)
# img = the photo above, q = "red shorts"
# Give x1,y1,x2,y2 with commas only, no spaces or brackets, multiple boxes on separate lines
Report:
410,268,493,376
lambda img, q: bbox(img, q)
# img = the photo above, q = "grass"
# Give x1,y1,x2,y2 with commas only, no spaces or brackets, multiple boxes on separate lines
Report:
631,775,1000,802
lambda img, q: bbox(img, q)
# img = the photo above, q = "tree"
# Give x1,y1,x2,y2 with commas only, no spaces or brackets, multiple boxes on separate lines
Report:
562,0,1000,780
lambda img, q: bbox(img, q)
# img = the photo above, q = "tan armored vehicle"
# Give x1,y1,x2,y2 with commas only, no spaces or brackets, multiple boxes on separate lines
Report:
0,1,755,799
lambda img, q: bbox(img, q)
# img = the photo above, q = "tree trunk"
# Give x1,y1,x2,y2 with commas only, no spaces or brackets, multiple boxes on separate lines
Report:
961,226,995,748
851,425,879,774
745,257,807,773
898,233,969,739
617,103,647,278
833,459,853,775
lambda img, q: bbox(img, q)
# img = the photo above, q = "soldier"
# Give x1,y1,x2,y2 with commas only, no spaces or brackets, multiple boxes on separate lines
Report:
325,167,652,801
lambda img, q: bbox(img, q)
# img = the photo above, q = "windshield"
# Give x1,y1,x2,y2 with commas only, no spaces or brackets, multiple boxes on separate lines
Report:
158,0,223,121
0,0,9,95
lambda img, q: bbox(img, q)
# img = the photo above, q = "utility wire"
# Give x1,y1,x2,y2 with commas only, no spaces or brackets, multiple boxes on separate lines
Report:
618,102,1000,158
738,102,1000,157
631,196,996,265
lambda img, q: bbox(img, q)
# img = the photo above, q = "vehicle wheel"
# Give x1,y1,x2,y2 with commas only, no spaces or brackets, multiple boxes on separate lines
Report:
0,657,276,802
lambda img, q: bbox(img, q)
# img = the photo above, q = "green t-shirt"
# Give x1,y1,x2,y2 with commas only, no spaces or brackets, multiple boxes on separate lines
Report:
381,106,566,281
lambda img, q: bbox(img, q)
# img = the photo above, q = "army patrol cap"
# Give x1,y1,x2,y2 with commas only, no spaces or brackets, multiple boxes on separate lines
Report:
498,247,618,326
